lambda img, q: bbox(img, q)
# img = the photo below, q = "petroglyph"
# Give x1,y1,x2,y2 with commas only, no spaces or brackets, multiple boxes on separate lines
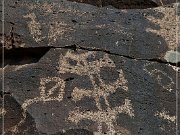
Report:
59,51,116,75
10,77,66,134
22,77,65,110
27,2,54,13
150,70,174,92
58,50,133,134
10,117,25,134
155,110,176,123
13,64,36,71
0,107,6,116
23,13,45,42
24,1,84,16
144,63,175,92
170,65,180,72
68,99,134,134
71,69,128,109
24,4,74,45
144,5,179,50
48,22,74,44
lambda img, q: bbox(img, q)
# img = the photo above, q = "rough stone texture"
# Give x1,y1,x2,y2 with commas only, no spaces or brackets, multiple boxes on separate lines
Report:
0,0,180,135
1,0,180,62
1,48,179,135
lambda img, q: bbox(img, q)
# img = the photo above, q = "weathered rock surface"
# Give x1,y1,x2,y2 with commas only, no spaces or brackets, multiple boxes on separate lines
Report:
1,0,180,62
0,0,180,135
1,48,179,134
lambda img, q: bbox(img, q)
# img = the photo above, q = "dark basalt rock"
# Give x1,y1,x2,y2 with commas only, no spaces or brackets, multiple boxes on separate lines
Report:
0,0,179,135
0,0,178,63
1,48,178,134
0,94,39,135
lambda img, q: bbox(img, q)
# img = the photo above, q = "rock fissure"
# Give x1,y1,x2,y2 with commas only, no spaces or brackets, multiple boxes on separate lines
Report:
0,47,51,66
54,45,179,67
1,45,179,67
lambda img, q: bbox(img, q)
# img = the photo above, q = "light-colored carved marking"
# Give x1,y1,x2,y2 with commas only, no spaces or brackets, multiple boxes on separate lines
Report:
10,111,26,134
72,87,92,101
144,63,176,132
151,70,174,92
159,125,166,131
39,2,54,13
48,22,74,44
68,99,134,134
24,13,44,42
59,51,132,134
170,65,180,72
71,69,128,109
155,110,176,123
95,24,106,28
10,77,66,134
59,51,128,109
59,51,116,75
144,63,175,92
145,5,180,50
13,63,36,71
23,77,65,109
0,107,6,116
24,2,54,13
24,1,88,17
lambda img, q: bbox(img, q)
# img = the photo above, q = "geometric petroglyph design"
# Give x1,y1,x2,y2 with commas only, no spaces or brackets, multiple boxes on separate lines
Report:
155,110,176,123
58,50,134,134
59,51,116,75
155,109,176,132
48,21,74,44
71,69,128,110
149,69,174,92
22,77,65,110
69,99,134,135
144,63,176,132
11,77,65,134
0,107,6,116
25,2,54,14
144,63,175,92
23,13,45,43
24,12,73,44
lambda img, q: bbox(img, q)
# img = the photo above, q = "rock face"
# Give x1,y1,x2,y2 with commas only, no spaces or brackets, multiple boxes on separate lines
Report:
1,0,179,62
0,0,179,135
